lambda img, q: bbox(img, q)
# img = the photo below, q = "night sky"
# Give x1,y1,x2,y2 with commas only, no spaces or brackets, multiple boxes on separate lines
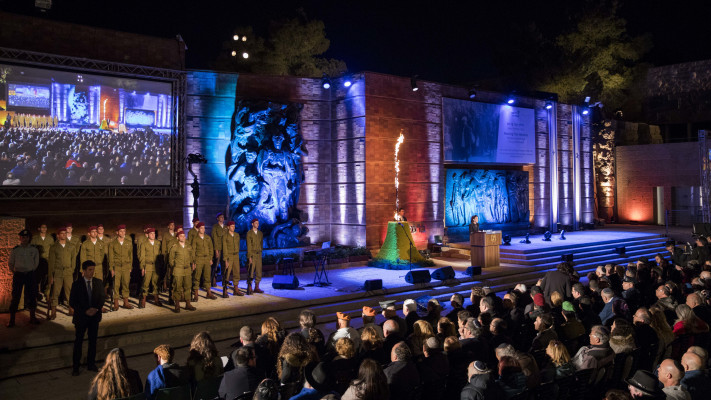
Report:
2,0,711,85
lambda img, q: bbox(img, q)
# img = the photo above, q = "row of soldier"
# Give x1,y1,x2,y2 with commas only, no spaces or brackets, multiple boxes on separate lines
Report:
22,212,265,321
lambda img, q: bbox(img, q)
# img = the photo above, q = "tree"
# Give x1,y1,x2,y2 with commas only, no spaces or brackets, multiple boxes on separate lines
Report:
213,17,347,78
536,1,652,117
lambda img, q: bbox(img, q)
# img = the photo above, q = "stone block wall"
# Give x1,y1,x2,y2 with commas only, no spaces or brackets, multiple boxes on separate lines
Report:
0,217,25,312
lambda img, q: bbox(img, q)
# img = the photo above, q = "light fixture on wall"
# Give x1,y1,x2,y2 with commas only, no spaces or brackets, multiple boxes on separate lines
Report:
506,94,515,105
343,76,352,88
411,76,419,92
545,101,553,110
468,88,477,99
321,75,331,90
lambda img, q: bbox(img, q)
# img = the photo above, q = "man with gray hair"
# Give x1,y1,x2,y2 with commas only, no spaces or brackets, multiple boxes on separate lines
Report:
571,325,614,372
598,287,620,325
235,325,270,379
403,298,420,336
460,319,490,365
495,343,541,389
445,293,465,330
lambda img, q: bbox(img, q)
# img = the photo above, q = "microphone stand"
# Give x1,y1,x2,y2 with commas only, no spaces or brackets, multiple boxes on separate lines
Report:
397,222,414,272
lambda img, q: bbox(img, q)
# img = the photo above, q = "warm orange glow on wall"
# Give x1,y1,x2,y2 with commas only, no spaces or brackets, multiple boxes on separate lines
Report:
0,217,25,312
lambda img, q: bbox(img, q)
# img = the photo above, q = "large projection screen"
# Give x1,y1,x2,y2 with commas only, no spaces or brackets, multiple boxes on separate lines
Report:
0,63,175,187
443,98,535,164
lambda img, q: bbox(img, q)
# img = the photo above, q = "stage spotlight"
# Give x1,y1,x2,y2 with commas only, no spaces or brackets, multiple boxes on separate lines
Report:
322,76,331,90
545,102,553,110
233,35,239,41
231,50,237,57
502,235,512,245
520,233,531,244
343,76,352,88
581,106,590,115
411,77,419,92
559,230,566,240
543,231,552,241
469,88,477,99
506,95,515,105
242,52,249,59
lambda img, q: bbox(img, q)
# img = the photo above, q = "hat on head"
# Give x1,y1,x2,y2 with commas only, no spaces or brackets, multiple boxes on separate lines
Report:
176,229,185,236
473,360,491,373
336,312,350,321
116,224,126,230
57,226,67,234
192,217,200,223
65,223,72,228
176,225,183,231
88,226,98,232
251,218,259,224
97,224,103,228
216,212,224,218
18,229,30,237
146,228,156,234
562,301,575,313
196,222,205,229
533,293,545,307
305,362,330,393
227,221,235,226
362,306,376,317
379,300,396,309
626,370,663,397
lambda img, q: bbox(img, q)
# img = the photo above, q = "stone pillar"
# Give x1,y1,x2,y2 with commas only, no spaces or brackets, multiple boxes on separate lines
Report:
593,120,616,222
0,217,25,312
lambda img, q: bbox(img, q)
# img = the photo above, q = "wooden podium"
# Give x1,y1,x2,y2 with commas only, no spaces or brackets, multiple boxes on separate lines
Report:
470,231,501,268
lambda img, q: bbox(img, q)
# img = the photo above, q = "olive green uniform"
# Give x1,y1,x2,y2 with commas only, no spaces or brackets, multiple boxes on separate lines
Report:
139,239,162,296
31,234,54,299
48,242,78,307
169,243,194,302
246,229,263,284
222,232,241,285
161,232,177,294
187,227,198,244
109,237,133,299
190,234,214,291
80,239,105,280
66,234,80,278
97,235,111,294
211,224,227,254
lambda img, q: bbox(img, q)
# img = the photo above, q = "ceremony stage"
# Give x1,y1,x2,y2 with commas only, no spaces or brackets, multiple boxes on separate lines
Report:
0,226,680,380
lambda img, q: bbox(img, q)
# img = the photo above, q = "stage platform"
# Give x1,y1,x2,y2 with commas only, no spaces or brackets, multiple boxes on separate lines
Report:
0,225,687,382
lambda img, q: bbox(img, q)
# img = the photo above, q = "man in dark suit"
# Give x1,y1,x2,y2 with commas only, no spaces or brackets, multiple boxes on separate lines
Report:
69,260,106,376
219,346,260,400
384,342,420,400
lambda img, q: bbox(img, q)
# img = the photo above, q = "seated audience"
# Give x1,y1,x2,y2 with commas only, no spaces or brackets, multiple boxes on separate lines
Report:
219,346,260,400
186,331,224,383
383,342,420,400
145,344,189,400
88,348,142,400
341,358,389,400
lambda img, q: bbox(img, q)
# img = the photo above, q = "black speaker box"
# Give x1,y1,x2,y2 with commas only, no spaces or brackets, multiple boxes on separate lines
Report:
272,274,299,289
364,279,383,291
561,253,574,262
465,266,482,276
614,246,626,255
431,266,455,280
405,270,431,284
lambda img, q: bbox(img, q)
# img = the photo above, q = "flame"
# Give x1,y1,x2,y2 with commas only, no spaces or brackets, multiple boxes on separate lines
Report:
394,131,405,219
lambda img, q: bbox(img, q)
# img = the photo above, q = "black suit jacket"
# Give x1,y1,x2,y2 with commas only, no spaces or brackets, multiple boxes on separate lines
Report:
69,277,106,325
218,365,260,400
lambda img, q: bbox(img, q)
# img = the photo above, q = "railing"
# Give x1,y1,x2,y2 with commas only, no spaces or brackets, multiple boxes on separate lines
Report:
665,208,703,236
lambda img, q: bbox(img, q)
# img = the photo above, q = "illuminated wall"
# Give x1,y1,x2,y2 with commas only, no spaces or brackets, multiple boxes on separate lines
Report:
0,217,25,312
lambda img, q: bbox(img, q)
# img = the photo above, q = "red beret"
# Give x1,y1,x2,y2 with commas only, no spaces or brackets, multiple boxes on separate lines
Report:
57,226,67,234
216,212,224,218
227,221,235,226
196,222,205,228
146,228,156,234
251,218,259,224
97,224,104,228
167,221,175,225
176,229,185,236
88,226,98,232
116,224,126,230
65,223,73,228
192,217,200,222
533,293,545,307
176,225,183,231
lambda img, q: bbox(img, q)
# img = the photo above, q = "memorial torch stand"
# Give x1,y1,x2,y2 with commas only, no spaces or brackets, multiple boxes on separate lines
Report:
470,231,502,268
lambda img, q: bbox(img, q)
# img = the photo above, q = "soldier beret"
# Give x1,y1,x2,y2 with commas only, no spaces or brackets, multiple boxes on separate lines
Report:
196,222,205,228
176,230,185,236
116,224,126,230
216,212,224,218
227,221,235,226
97,224,104,228
167,221,175,225
146,228,156,234
176,225,183,231
533,293,545,307
88,226,98,232
18,229,30,237
192,217,200,223
251,218,259,224
336,312,350,321
57,227,67,234
65,223,73,228
362,306,376,317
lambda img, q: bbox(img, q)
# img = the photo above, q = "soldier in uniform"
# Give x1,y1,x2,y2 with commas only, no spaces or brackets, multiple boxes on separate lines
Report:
169,230,196,313
80,226,108,313
65,223,80,279
190,222,215,301
211,212,227,288
222,220,243,298
187,217,200,244
7,229,40,327
30,223,53,304
136,225,150,254
246,218,264,295
109,225,134,311
161,222,178,304
48,227,79,319
139,228,162,308
96,224,111,304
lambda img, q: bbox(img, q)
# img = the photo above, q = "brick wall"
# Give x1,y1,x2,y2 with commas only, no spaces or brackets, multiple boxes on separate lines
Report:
616,142,699,224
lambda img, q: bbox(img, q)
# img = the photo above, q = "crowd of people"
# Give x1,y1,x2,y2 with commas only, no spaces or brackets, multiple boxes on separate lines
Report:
77,237,711,400
0,126,171,186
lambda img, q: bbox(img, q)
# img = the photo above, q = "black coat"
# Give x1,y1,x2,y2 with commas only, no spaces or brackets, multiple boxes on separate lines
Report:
69,277,105,325
218,365,261,400
384,360,420,400
541,270,572,304
461,373,504,400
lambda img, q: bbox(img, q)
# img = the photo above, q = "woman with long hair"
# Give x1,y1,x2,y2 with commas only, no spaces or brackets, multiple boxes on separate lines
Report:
673,304,710,336
277,332,314,395
649,305,675,363
88,348,142,400
359,326,387,365
542,340,575,381
256,317,285,358
495,356,527,400
341,358,390,400
187,331,223,382
437,317,457,342
407,319,435,357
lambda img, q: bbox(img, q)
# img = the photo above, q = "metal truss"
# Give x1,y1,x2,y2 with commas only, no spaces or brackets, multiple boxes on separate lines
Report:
0,47,186,199
700,130,710,223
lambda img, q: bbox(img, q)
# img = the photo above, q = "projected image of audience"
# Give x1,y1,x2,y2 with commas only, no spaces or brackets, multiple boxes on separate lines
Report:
0,63,174,187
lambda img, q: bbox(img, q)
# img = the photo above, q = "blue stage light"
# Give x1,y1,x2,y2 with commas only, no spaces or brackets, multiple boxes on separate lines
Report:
506,96,515,105
411,77,419,92
469,89,477,99
545,102,553,110
343,77,352,88
543,231,552,241
581,106,590,115
322,76,331,90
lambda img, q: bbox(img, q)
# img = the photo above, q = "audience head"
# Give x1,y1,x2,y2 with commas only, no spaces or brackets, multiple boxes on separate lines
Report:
361,326,383,351
498,355,521,377
451,293,464,308
383,319,399,337
444,336,461,353
232,346,255,367
336,312,351,328
335,337,356,359
253,378,279,400
686,346,709,366
299,309,316,329
413,319,435,338
240,325,255,343
352,358,389,399
391,341,411,363
590,325,610,346
535,313,553,332
467,360,491,380
90,348,131,400
438,317,457,338
423,336,442,357
479,296,494,313
546,340,570,366
601,288,615,302
686,292,703,308
403,299,417,315
495,343,517,360
153,344,174,364
681,352,703,372
550,291,563,308
463,319,481,339
657,359,684,387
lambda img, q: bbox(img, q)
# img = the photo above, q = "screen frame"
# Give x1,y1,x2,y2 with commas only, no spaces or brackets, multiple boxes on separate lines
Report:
0,47,185,199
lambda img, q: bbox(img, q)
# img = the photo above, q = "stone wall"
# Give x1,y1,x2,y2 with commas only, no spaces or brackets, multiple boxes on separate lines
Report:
0,217,25,312
615,142,700,224
646,60,711,125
